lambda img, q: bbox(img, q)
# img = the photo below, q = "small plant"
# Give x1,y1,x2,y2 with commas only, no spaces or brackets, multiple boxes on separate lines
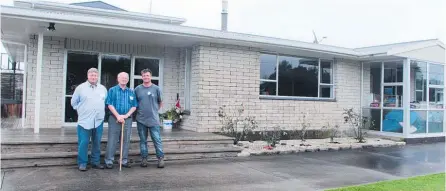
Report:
343,108,374,143
299,112,310,142
260,126,284,148
217,103,258,145
322,122,340,143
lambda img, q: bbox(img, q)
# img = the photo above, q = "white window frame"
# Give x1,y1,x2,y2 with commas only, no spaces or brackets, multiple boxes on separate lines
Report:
131,56,164,90
63,50,163,126
259,53,335,100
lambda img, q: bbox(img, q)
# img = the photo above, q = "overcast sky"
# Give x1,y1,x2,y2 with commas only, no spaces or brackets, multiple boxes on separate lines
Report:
1,0,445,54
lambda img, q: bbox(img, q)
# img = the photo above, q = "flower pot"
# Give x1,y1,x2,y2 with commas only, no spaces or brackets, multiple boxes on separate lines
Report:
162,119,173,131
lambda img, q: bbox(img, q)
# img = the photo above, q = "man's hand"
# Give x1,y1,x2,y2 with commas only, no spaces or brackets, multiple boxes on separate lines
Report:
116,115,125,123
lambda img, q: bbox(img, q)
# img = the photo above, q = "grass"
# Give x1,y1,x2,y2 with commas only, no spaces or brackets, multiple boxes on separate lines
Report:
327,173,445,191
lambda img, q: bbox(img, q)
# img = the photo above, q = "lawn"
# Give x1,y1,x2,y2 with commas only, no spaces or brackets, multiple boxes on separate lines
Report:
327,173,445,191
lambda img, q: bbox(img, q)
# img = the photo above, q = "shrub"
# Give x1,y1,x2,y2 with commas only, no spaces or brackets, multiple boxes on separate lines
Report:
343,108,374,143
217,103,258,144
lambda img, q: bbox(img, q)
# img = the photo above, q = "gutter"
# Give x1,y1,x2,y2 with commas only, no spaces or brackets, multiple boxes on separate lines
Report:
1,6,374,59
13,0,186,24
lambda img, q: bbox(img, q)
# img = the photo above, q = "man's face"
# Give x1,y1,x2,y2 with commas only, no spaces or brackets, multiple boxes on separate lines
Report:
142,72,152,83
117,73,129,85
87,72,98,84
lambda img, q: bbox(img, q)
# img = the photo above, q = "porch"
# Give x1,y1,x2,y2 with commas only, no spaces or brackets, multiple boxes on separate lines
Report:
1,128,241,168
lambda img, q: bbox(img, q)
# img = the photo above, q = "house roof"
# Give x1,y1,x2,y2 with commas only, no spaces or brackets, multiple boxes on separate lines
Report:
1,0,444,63
354,39,445,55
70,1,126,12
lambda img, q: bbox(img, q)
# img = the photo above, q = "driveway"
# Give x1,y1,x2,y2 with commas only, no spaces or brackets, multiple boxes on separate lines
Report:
1,142,444,191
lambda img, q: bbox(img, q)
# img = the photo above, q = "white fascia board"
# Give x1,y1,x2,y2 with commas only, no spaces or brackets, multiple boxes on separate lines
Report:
13,0,186,24
1,5,363,58
387,40,445,56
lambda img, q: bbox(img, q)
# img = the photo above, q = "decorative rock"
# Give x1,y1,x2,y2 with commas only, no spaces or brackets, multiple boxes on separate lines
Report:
281,143,287,146
237,151,250,157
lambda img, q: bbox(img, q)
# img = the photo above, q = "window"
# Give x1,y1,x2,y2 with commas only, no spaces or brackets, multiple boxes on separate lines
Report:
64,51,162,124
64,52,98,122
132,57,162,89
259,54,334,99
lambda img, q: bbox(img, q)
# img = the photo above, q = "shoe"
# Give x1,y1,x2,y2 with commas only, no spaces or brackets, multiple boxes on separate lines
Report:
140,158,148,168
122,163,132,168
79,164,87,171
105,164,113,169
157,158,165,168
91,164,104,169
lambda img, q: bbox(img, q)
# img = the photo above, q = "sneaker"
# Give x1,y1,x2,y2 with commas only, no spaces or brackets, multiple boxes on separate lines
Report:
79,164,87,171
140,158,148,168
157,158,165,168
122,163,132,168
105,164,113,169
91,164,104,169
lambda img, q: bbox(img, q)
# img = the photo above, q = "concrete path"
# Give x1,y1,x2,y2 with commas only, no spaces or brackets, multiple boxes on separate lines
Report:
1,143,444,191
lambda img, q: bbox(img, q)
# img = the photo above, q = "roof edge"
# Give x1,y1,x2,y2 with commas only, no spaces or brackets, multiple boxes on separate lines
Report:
13,0,187,25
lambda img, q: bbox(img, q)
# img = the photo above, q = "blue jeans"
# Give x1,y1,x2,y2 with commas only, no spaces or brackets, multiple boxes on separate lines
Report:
77,123,103,167
105,117,132,165
137,122,164,159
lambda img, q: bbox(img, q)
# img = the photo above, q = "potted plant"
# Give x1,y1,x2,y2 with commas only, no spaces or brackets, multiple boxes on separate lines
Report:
161,106,184,131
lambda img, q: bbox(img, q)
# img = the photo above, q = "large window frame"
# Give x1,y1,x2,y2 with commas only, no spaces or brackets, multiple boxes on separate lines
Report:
62,50,163,126
362,58,445,138
259,53,335,100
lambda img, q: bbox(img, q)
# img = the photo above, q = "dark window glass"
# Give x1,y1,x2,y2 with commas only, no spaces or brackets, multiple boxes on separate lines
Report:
277,56,318,97
259,81,276,95
100,55,131,89
135,58,159,77
260,54,277,80
65,52,98,95
321,60,332,84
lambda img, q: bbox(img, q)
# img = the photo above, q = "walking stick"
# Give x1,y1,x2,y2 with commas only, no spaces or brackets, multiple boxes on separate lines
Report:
119,120,124,171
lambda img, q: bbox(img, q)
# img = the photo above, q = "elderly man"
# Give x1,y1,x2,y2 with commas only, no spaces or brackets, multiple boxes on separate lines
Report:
135,69,165,168
71,68,108,171
104,72,137,169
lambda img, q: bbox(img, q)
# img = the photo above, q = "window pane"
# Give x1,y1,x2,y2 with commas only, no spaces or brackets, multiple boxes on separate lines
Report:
384,61,403,83
429,88,444,109
65,97,77,122
66,52,98,95
365,62,382,107
319,85,332,98
410,111,427,134
260,54,277,80
321,60,332,84
383,86,403,107
260,81,276,95
134,79,159,87
382,109,403,133
101,55,131,89
277,56,318,97
411,61,427,109
428,111,443,133
362,108,381,131
429,64,444,85
134,58,159,77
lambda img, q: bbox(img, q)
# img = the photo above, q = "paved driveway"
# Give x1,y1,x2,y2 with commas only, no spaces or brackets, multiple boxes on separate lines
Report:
1,143,444,191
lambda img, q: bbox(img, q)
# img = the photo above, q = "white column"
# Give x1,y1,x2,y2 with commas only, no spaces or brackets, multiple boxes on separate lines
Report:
34,33,44,134
443,63,446,133
22,45,28,128
403,58,411,138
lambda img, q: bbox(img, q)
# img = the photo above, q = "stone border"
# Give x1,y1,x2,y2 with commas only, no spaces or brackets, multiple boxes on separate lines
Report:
235,138,406,157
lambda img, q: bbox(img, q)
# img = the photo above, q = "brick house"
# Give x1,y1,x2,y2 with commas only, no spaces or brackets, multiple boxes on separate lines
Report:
1,0,445,140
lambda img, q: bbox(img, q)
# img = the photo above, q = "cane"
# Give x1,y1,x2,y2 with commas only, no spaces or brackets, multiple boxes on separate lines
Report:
119,120,124,171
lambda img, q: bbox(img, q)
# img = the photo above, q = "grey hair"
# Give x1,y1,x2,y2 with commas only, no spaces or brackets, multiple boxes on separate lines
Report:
87,68,99,74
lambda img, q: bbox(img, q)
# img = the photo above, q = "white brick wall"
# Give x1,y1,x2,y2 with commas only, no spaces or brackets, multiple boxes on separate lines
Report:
25,35,183,128
190,43,363,132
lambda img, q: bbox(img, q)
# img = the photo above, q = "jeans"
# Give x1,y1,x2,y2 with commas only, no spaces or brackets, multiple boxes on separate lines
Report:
137,122,164,159
77,123,103,167
105,117,132,165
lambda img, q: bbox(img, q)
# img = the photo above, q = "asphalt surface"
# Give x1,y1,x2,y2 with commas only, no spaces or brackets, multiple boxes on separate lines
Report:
1,142,444,191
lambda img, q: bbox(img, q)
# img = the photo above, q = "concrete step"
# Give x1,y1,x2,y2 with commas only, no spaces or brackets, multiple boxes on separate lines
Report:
2,140,235,154
1,147,242,169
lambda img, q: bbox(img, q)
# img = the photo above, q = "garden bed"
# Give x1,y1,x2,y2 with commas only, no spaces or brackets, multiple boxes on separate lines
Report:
235,138,406,157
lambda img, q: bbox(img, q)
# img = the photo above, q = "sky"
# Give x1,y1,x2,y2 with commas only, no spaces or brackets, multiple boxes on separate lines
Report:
1,0,445,55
